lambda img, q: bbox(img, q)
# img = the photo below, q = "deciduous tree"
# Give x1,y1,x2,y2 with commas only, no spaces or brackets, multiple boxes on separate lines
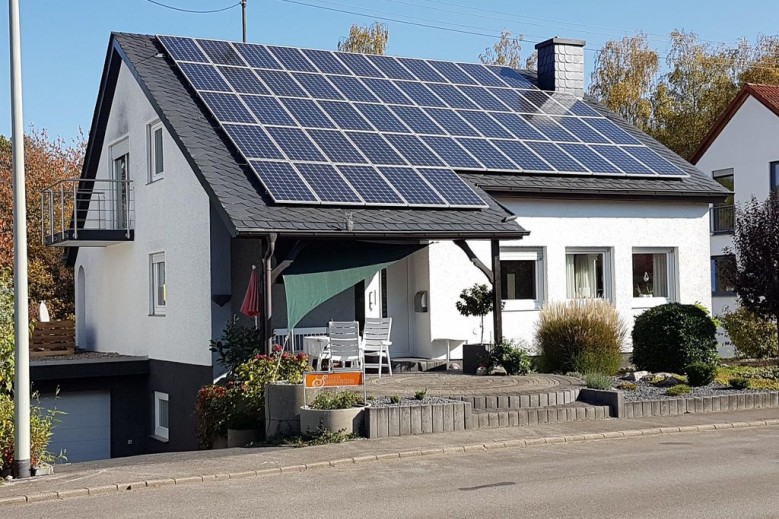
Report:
479,29,525,69
337,22,389,54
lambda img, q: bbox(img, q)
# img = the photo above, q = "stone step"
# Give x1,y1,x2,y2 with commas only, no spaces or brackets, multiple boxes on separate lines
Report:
470,403,611,429
450,388,582,410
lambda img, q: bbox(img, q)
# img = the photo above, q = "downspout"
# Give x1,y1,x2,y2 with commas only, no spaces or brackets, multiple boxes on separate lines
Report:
263,233,277,355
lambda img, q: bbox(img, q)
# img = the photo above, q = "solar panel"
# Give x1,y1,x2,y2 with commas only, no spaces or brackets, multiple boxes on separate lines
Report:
161,35,689,207
384,134,445,166
421,136,483,169
456,138,518,171
337,165,405,205
223,124,284,160
280,97,335,128
249,160,318,203
418,168,487,207
199,92,255,123
241,95,296,126
293,73,343,100
197,39,244,66
218,66,268,95
294,162,363,204
265,126,326,161
366,55,416,80
379,167,446,206
179,63,230,92
525,141,588,173
267,46,317,72
318,100,374,131
159,35,208,63
354,103,410,133
306,129,367,164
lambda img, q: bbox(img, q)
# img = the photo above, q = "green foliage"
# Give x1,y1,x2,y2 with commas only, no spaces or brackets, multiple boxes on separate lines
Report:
0,271,14,394
479,29,528,69
632,303,718,373
389,395,401,405
728,377,750,390
1,392,61,471
194,385,229,449
455,283,496,345
309,390,364,410
414,389,427,400
489,339,532,375
685,362,717,387
584,372,613,390
721,307,778,359
284,426,360,446
536,299,626,375
209,317,263,374
337,22,388,54
665,384,692,396
616,382,637,391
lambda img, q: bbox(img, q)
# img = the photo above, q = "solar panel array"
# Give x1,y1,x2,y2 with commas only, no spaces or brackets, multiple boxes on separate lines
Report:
158,35,688,208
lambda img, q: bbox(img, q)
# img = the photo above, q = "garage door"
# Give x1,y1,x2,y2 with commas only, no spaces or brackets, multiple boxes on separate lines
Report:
38,391,111,463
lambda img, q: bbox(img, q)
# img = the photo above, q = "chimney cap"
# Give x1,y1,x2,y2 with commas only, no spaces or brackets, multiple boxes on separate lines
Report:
534,37,586,50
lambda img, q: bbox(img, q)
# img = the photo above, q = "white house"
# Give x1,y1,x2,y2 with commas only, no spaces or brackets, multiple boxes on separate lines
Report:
41,33,726,457
692,83,779,356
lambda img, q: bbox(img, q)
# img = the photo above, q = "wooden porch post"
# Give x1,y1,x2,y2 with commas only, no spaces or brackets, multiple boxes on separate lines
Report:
263,233,277,355
491,240,503,345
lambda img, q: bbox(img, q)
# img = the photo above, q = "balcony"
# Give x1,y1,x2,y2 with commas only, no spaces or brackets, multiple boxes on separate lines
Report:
711,205,734,235
41,178,134,247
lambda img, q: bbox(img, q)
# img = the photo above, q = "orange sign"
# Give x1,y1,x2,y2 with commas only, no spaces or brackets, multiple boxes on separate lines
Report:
304,371,364,388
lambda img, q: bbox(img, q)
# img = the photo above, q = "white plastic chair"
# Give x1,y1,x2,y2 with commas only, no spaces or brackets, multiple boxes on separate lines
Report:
362,317,392,377
327,321,362,371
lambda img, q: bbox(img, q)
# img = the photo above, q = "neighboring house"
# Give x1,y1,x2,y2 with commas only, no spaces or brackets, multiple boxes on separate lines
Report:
691,83,779,356
40,33,726,458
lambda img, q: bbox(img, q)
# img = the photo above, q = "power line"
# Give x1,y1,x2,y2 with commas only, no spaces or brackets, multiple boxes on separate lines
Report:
145,0,240,14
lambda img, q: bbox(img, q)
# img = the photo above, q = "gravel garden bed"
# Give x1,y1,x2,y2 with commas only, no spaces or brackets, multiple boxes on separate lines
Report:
368,396,460,408
613,377,772,401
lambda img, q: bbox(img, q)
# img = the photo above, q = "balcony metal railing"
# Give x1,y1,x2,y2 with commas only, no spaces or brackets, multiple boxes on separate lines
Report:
711,205,735,234
41,178,135,245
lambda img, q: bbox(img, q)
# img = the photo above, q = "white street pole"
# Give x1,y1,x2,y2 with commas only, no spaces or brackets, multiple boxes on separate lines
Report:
8,0,31,479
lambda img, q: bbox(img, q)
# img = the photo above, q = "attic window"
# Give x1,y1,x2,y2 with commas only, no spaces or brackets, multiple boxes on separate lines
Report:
148,121,164,182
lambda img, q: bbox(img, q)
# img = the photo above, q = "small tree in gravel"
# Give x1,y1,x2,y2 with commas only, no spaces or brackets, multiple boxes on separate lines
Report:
727,196,779,362
456,284,495,345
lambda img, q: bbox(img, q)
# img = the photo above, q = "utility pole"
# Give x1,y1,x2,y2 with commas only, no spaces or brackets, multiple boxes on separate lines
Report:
8,0,31,479
241,0,247,43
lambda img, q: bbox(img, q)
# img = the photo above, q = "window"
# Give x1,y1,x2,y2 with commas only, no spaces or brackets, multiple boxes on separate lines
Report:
148,121,164,181
712,168,734,233
771,161,779,197
110,139,130,229
500,248,544,309
565,249,611,299
153,391,169,441
711,255,736,295
632,249,676,300
150,252,166,315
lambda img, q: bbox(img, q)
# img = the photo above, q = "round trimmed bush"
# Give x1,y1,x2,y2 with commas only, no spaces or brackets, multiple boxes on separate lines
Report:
685,361,717,387
536,299,626,375
632,303,717,374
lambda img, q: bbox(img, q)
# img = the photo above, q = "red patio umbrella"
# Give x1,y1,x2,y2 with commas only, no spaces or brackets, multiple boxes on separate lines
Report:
240,265,261,324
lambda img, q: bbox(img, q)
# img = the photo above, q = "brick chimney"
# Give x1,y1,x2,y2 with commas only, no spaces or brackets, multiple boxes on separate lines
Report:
534,37,586,98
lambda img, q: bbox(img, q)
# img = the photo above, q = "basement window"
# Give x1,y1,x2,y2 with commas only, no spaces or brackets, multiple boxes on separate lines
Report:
154,391,169,441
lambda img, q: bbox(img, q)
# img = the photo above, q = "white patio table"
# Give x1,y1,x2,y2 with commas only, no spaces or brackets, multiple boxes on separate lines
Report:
303,335,330,371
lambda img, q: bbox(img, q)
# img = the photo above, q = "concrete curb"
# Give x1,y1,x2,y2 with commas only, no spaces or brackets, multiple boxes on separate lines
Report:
3,418,779,507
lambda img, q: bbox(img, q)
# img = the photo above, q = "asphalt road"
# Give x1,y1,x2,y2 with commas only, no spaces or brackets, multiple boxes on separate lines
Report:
35,427,779,518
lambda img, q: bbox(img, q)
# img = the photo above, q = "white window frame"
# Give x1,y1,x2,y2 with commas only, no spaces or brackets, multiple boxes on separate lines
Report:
147,120,165,182
153,391,169,441
149,252,167,316
500,247,545,311
631,248,677,308
565,247,613,301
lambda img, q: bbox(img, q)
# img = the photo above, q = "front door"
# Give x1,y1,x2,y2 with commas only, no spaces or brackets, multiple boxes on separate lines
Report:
385,258,413,357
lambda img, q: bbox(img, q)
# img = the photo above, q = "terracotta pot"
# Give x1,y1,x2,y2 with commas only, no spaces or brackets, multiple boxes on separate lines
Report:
299,405,368,437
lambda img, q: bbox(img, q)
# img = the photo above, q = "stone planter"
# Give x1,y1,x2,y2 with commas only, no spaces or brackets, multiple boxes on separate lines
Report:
212,434,228,449
462,343,489,375
265,382,306,440
227,427,262,447
299,405,368,437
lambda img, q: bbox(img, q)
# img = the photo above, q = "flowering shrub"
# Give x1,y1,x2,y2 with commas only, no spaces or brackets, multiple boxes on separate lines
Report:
194,385,229,449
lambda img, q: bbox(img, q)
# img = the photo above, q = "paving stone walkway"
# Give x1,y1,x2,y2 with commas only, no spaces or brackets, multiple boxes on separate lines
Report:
365,373,582,397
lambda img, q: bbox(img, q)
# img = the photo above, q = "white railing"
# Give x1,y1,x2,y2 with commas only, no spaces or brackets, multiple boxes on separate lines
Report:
41,178,134,243
272,327,328,353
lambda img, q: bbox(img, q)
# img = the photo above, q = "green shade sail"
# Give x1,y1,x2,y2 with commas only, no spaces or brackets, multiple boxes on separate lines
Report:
283,241,425,330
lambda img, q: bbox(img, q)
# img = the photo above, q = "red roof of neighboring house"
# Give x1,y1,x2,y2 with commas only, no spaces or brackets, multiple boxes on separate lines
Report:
691,83,779,164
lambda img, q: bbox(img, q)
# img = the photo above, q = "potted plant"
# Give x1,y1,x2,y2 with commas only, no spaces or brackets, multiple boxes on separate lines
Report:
263,348,310,440
194,384,229,449
456,284,497,374
225,382,264,447
299,390,368,437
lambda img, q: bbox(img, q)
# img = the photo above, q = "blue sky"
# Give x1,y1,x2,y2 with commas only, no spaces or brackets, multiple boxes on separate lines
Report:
1,0,777,140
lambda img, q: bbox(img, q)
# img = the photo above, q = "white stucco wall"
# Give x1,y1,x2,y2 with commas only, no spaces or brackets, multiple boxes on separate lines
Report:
75,63,214,366
425,198,713,359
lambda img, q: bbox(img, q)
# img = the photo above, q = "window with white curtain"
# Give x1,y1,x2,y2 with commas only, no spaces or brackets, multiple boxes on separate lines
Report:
565,249,610,299
632,248,676,302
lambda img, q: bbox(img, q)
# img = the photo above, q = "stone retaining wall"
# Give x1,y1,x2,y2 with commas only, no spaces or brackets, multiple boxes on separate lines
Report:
624,391,779,418
365,401,473,439
450,388,580,410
